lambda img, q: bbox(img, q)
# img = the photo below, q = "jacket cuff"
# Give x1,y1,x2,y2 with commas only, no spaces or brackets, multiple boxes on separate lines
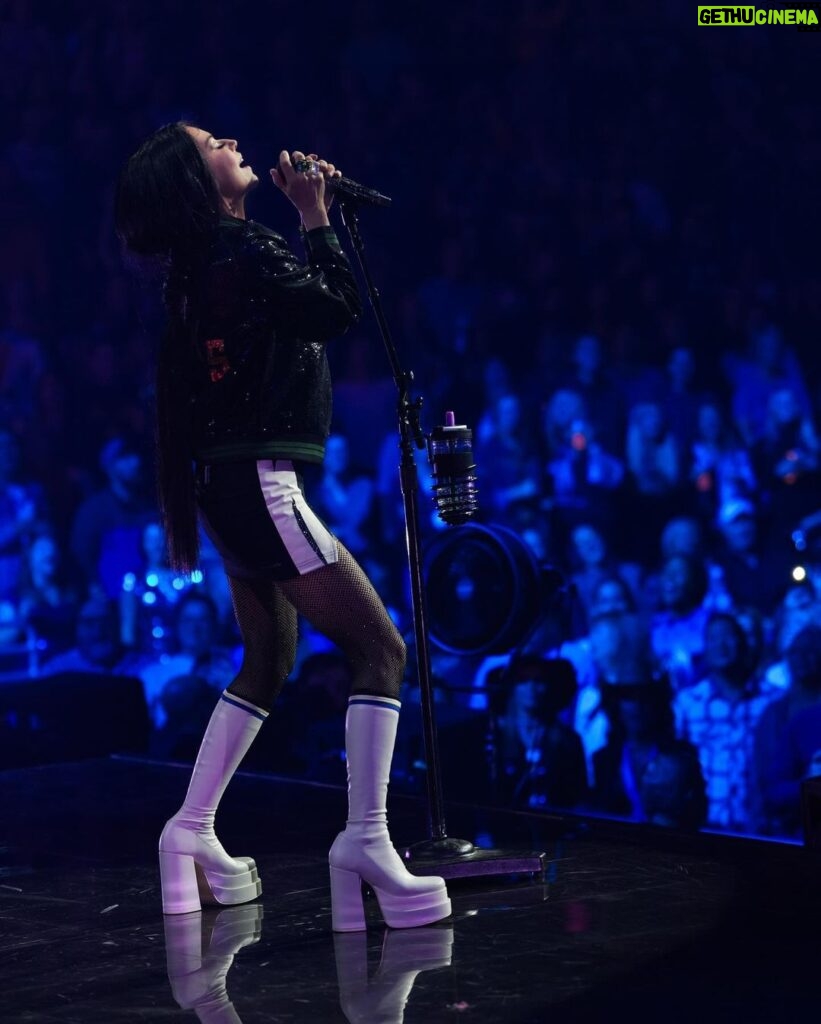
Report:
302,225,343,258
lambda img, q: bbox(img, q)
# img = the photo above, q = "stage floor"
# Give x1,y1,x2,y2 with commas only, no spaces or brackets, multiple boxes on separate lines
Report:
1,757,819,1023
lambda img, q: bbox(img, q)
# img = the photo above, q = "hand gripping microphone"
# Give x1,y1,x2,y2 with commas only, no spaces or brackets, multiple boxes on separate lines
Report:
427,411,479,526
293,159,392,208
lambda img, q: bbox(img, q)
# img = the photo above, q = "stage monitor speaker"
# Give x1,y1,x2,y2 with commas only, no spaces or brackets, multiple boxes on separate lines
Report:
0,671,150,770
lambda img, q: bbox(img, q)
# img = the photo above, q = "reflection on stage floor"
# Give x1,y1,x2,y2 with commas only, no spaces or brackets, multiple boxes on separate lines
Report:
1,756,819,1022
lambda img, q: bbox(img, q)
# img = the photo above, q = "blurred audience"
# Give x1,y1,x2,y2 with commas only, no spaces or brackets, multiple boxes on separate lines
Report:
0,0,819,840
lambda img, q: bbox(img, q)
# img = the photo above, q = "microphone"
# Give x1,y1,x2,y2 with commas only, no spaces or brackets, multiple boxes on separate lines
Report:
293,159,392,208
427,411,479,526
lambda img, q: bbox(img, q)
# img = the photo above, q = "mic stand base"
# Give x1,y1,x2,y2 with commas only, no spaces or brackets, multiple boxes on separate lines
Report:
403,838,547,881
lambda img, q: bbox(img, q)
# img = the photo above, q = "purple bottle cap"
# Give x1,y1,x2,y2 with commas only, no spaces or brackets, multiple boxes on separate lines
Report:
445,411,456,427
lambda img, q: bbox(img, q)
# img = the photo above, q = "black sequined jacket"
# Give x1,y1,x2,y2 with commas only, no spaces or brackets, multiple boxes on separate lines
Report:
186,214,362,466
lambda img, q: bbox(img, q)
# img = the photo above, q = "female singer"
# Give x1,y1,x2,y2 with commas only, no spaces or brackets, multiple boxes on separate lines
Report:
114,121,450,931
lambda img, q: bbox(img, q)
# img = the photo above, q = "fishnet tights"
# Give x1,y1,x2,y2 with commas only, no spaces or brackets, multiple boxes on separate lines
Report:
225,543,406,711
225,574,298,712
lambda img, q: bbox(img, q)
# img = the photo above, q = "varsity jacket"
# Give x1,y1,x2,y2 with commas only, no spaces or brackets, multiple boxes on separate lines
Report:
188,214,362,465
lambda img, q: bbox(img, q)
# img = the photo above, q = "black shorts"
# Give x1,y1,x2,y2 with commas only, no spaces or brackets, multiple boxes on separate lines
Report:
195,459,339,582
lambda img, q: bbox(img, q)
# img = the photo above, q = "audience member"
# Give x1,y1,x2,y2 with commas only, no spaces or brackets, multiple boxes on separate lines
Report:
660,516,705,562
542,389,587,461
724,322,812,447
329,336,396,468
650,554,710,692
753,387,820,531
17,532,78,656
0,429,44,599
625,401,680,497
755,625,821,837
475,393,540,529
284,652,353,784
545,415,624,522
571,608,650,786
660,347,704,458
69,436,155,597
689,400,756,512
491,656,587,811
762,581,820,691
715,498,792,617
475,358,515,445
674,612,781,832
591,673,704,825
624,401,683,560
639,741,708,830
642,515,731,617
312,434,377,557
132,592,235,732
552,333,624,443
150,674,221,761
734,604,768,685
568,523,637,628
41,595,128,676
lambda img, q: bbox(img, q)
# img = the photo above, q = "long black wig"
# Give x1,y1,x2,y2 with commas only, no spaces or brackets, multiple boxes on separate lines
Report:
114,121,222,574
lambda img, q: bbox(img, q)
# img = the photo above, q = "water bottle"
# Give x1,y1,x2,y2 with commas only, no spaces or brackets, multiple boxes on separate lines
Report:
427,411,479,525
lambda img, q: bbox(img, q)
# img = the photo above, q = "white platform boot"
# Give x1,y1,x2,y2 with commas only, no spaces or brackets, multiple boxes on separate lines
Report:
159,691,266,914
329,696,452,931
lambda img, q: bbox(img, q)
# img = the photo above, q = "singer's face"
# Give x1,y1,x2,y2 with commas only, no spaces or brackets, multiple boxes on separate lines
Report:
185,126,258,203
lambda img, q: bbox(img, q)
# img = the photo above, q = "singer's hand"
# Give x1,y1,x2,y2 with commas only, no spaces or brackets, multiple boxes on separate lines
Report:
305,153,342,212
269,150,336,229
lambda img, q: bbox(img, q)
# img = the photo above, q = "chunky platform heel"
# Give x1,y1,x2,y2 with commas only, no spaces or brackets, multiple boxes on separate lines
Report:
159,851,201,915
159,848,261,915
330,866,367,932
329,832,451,932
159,818,262,915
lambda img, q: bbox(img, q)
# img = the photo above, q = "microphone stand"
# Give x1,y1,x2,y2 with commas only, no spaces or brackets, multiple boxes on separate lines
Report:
336,196,545,880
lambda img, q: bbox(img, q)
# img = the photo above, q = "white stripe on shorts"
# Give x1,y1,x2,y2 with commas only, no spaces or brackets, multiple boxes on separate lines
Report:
255,459,339,574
